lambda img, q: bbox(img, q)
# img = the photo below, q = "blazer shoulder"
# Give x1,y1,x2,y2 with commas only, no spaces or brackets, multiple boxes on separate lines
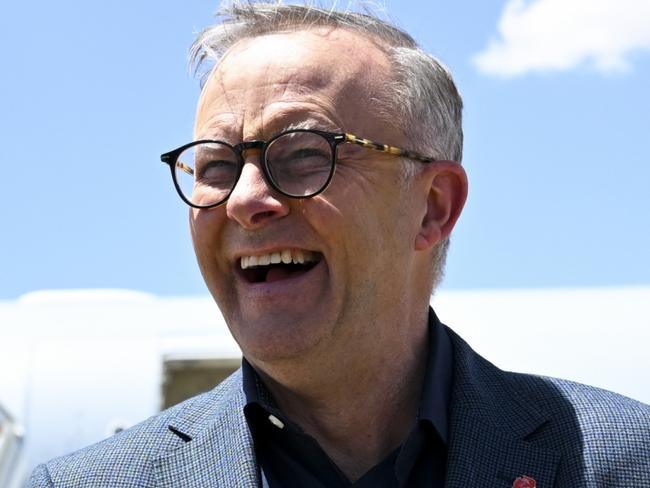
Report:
28,370,245,488
447,327,650,484
505,370,650,438
448,325,650,436
537,375,650,445
519,373,650,484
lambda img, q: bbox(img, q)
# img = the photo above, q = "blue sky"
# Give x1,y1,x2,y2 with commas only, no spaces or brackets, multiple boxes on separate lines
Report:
1,0,648,299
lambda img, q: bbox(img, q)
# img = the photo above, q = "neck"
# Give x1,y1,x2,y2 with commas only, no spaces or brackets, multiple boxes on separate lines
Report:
252,309,430,481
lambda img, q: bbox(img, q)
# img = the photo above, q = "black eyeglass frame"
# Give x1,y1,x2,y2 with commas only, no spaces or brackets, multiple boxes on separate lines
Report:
160,129,439,209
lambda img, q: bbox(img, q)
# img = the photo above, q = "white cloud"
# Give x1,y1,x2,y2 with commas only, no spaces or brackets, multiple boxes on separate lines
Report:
473,0,650,76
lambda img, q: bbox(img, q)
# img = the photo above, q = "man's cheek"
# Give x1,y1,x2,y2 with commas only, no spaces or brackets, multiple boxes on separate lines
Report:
190,212,223,249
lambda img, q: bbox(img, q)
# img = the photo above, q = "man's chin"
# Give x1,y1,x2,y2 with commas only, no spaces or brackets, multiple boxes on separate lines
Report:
231,311,332,364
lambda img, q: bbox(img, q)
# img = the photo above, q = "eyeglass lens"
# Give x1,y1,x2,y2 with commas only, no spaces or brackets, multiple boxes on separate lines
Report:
174,131,334,207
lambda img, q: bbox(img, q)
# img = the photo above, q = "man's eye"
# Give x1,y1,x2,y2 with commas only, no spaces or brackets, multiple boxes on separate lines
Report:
197,160,238,184
288,148,328,159
280,148,330,171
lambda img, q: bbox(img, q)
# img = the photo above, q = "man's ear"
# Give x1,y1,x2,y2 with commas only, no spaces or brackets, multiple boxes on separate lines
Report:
414,162,468,251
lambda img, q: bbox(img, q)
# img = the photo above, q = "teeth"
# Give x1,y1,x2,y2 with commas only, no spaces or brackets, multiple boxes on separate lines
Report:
240,250,318,269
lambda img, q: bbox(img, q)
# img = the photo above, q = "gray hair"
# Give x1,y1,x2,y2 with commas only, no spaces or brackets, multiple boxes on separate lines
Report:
190,1,463,290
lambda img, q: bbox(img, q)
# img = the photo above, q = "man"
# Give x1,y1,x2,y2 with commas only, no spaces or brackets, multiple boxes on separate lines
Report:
30,2,649,487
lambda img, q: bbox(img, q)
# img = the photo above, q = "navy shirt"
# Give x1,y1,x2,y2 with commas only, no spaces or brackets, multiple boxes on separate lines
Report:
242,308,453,487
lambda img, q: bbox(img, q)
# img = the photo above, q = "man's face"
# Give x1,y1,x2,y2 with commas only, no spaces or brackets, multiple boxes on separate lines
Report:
191,28,429,366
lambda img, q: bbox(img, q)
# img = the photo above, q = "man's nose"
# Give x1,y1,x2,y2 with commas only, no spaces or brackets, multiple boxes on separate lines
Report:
225,156,290,229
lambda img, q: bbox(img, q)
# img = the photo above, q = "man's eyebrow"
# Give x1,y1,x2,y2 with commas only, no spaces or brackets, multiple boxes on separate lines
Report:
281,120,343,133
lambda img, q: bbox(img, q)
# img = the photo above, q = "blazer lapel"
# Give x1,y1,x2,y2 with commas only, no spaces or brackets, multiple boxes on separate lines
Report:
152,371,260,488
445,410,560,487
444,328,561,488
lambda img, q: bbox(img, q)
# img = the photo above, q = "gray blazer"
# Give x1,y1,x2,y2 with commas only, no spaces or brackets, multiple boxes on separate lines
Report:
29,328,650,487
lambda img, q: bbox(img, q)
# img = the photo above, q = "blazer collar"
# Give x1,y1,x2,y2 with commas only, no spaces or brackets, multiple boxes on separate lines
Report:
444,326,561,487
152,371,260,488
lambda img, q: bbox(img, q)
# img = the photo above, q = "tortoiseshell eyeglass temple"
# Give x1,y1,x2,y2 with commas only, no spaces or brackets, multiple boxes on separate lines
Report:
176,161,194,176
341,133,436,163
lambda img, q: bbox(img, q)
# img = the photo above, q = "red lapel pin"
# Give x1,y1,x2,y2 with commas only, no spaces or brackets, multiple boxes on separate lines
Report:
513,475,536,488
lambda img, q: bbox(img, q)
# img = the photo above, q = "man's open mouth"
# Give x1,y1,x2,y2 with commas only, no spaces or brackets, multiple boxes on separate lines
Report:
239,250,322,284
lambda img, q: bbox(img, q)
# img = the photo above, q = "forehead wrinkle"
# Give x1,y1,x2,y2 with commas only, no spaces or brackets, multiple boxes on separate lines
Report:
196,110,342,145
198,71,335,140
195,67,245,140
194,112,240,140
241,63,378,138
245,98,346,139
246,76,328,137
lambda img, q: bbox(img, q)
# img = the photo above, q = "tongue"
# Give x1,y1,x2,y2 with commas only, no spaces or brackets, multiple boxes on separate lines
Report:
266,266,295,283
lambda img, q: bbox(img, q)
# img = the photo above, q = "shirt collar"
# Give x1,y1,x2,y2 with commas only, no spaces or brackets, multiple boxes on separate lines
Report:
419,307,453,443
242,306,453,444
242,357,275,408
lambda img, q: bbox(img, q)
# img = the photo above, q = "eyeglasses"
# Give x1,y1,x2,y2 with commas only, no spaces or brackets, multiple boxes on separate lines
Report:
160,129,438,209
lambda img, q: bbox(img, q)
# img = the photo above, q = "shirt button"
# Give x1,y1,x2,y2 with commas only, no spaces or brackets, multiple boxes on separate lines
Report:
268,414,285,429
